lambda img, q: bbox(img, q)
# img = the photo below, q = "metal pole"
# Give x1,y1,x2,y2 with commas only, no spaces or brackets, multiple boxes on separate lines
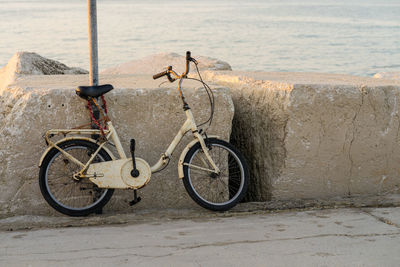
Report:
87,0,101,151
88,0,98,86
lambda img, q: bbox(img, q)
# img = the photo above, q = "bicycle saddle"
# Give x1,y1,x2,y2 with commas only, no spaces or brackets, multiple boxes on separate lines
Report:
76,84,114,100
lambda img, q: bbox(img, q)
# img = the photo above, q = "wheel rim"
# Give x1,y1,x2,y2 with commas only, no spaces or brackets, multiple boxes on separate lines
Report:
187,143,245,206
45,146,109,211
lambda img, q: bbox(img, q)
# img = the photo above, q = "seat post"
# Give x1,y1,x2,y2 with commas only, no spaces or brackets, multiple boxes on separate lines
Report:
90,98,101,140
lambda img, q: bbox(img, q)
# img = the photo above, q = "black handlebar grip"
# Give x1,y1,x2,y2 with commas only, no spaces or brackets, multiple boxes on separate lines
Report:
153,70,168,80
186,51,191,60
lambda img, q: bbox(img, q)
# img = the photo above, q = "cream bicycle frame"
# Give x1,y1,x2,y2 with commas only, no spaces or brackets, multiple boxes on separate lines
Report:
40,108,220,179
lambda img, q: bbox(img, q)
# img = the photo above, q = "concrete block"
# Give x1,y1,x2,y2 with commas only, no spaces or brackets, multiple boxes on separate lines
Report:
204,71,400,202
0,74,234,215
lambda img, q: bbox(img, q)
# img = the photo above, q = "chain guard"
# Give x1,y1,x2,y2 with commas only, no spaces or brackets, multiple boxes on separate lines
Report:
88,158,151,189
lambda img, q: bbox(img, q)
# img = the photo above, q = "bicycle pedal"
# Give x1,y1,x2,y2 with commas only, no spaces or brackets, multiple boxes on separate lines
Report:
129,197,141,206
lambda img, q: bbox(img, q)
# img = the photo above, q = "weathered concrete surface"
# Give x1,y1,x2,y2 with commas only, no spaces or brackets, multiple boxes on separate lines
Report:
1,194,400,232
101,52,232,74
3,51,400,217
203,71,400,202
0,74,234,216
1,207,400,266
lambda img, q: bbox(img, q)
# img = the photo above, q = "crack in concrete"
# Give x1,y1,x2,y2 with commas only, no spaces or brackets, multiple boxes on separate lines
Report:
362,209,400,229
347,86,365,196
0,245,174,260
9,230,398,258
180,232,400,250
1,251,175,262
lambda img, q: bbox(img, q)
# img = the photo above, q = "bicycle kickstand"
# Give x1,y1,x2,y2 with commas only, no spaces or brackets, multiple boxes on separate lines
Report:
129,189,141,206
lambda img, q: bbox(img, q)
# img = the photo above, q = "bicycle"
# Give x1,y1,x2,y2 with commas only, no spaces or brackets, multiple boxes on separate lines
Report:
38,51,249,216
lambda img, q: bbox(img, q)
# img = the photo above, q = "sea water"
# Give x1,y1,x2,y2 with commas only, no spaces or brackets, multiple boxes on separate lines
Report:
0,0,399,76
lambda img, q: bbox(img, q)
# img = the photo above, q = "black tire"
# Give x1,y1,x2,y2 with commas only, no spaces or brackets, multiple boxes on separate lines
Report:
183,138,249,211
39,139,114,216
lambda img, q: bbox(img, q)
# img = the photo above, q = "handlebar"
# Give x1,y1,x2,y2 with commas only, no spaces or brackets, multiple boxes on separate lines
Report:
153,51,197,82
153,70,168,80
152,51,213,119
153,66,175,82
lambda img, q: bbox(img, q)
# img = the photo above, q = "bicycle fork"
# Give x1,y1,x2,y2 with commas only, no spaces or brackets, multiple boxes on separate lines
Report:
194,132,221,174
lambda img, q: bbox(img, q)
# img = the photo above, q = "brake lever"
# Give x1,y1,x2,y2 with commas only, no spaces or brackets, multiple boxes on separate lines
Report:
190,57,198,65
166,72,176,83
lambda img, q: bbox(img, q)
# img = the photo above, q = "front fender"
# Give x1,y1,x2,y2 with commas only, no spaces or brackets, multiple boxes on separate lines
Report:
38,137,116,167
177,135,219,179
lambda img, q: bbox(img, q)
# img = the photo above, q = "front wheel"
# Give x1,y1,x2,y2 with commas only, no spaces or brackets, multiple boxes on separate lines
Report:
183,138,249,211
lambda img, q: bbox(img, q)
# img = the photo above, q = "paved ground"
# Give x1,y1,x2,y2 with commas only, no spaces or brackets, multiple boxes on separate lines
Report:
1,207,400,266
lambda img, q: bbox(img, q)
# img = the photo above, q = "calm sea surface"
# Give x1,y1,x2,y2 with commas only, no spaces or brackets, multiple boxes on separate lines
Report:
0,0,399,76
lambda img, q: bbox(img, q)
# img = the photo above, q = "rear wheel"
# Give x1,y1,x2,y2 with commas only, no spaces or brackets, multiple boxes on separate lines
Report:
183,138,249,211
39,139,114,216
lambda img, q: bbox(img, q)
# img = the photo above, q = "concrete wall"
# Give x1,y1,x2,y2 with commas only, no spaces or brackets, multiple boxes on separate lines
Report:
203,71,400,202
2,51,400,216
0,74,234,215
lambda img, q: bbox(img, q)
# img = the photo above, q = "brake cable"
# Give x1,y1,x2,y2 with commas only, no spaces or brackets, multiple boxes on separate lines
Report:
154,56,215,129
